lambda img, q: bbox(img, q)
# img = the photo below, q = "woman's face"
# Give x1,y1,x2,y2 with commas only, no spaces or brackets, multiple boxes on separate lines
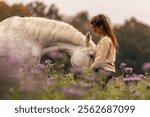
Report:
91,24,103,34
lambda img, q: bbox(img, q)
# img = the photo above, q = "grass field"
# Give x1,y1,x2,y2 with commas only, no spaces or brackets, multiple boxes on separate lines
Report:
0,58,150,100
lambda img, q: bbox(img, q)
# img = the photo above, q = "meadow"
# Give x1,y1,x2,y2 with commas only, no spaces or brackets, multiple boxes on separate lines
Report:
0,1,150,100
0,51,150,100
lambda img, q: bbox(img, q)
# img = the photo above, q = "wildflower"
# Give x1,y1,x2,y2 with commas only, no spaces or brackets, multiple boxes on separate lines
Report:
142,62,150,71
35,64,45,70
123,76,141,82
61,87,84,97
70,66,83,75
44,59,54,70
45,63,54,69
59,64,65,68
78,81,93,89
45,59,52,65
123,77,132,82
124,67,133,76
83,75,97,82
130,77,141,81
119,63,127,71
139,74,145,79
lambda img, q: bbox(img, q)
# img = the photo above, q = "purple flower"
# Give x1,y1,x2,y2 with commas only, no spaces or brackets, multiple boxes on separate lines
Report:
123,76,141,82
78,81,93,89
45,59,52,64
125,67,133,74
120,63,127,67
70,66,83,75
83,76,97,82
35,64,45,70
130,77,141,81
139,74,145,79
123,77,132,81
48,50,64,58
119,63,127,71
142,62,150,71
61,87,84,97
44,59,54,69
45,63,54,69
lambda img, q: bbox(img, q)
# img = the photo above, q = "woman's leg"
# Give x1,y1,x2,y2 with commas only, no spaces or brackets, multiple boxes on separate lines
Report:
102,71,114,89
93,68,114,88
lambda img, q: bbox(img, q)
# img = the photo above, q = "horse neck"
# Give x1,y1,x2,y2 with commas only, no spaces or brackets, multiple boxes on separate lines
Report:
41,43,80,56
23,17,86,47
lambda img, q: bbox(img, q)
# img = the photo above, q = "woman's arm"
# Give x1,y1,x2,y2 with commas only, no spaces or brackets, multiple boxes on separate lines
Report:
91,37,111,70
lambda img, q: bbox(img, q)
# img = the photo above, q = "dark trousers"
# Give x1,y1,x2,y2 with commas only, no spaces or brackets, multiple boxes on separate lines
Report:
93,68,114,89
102,70,114,88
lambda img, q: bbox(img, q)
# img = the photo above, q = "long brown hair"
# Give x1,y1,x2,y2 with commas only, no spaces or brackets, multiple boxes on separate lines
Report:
90,14,119,50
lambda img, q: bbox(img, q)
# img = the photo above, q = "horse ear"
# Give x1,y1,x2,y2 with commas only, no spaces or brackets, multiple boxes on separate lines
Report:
85,32,91,47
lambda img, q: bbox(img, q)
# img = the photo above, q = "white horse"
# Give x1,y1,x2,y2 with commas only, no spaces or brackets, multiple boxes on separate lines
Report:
0,16,96,68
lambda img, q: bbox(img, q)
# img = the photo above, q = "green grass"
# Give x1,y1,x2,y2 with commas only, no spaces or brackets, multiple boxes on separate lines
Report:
0,61,150,100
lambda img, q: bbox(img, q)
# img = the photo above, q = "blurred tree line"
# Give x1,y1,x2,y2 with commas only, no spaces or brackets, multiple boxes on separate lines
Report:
115,18,150,73
0,1,149,73
0,1,31,21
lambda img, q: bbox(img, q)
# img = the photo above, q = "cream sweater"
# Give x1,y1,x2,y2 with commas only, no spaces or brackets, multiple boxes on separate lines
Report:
91,36,116,72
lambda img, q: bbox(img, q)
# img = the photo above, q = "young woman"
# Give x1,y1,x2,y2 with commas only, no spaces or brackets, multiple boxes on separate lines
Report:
90,14,119,88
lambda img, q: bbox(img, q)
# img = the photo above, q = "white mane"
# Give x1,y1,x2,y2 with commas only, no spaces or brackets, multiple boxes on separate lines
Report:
13,17,87,47
0,16,96,68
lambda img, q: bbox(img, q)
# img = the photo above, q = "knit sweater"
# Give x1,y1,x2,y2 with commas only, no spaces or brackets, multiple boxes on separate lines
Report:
91,36,116,72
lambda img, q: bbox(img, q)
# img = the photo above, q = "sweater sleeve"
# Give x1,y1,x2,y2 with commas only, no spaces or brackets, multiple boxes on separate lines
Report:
91,37,111,70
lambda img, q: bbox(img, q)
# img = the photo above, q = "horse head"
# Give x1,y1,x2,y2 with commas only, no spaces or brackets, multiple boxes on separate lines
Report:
41,32,95,68
70,32,96,68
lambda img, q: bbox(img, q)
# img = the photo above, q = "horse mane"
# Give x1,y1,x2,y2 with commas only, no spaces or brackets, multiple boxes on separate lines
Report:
20,17,87,47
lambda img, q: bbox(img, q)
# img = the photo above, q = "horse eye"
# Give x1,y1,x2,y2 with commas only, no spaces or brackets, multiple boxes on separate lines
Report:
89,54,94,59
